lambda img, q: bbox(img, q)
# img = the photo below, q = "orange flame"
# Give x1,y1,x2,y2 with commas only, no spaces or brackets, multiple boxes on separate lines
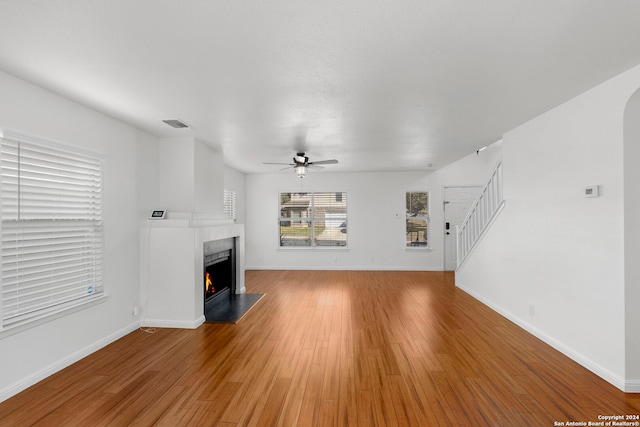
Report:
206,272,215,295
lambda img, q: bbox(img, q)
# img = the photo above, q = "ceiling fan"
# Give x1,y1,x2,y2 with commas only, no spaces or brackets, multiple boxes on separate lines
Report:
264,152,338,178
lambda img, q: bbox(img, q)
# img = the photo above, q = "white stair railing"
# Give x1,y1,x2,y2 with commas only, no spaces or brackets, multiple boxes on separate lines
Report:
457,158,505,269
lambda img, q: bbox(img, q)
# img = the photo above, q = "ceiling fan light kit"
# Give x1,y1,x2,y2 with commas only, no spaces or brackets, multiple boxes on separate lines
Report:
294,165,307,178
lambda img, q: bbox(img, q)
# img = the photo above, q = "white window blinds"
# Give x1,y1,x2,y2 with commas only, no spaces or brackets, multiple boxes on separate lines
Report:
224,189,236,221
1,131,103,329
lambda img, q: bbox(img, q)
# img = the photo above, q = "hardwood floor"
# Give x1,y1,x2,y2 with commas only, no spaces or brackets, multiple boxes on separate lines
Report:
1,270,639,426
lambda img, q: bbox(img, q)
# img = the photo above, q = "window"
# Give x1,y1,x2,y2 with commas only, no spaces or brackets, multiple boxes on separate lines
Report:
224,189,236,221
1,131,103,330
279,192,347,247
406,191,429,247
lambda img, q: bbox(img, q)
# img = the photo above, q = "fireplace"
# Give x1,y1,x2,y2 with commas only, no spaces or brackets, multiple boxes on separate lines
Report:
203,238,236,321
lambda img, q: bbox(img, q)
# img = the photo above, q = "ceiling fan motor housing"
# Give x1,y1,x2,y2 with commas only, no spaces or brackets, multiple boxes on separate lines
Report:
294,153,308,165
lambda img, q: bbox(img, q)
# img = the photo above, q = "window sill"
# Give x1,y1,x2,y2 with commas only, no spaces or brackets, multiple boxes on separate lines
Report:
405,246,432,251
277,246,350,252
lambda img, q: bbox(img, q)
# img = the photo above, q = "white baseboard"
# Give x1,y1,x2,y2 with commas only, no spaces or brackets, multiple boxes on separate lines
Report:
456,281,629,393
245,265,443,271
625,379,640,393
141,315,205,329
0,321,141,403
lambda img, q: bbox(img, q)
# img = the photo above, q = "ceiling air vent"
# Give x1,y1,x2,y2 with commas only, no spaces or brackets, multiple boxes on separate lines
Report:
162,119,191,129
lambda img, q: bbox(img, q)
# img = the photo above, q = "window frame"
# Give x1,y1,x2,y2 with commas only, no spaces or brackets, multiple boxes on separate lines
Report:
278,191,348,249
405,190,430,249
0,130,105,332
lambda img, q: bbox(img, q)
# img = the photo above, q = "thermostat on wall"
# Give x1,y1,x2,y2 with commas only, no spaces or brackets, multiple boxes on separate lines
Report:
149,209,167,219
584,185,599,198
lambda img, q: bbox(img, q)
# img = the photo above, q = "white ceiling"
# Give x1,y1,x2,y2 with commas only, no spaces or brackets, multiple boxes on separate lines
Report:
1,1,639,174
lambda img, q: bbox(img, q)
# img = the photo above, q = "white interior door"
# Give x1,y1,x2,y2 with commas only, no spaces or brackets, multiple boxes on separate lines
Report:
444,186,481,271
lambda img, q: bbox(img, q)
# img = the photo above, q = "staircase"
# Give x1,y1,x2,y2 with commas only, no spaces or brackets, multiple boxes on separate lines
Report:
456,158,505,269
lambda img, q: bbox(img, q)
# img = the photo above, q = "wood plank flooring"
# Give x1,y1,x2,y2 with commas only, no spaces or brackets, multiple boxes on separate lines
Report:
1,270,639,426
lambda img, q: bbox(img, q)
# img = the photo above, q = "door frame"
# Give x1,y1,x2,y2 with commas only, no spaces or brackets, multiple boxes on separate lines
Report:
442,185,482,271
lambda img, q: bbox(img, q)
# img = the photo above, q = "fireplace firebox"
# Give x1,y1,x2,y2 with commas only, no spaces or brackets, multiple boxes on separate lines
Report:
204,250,232,299
203,238,236,321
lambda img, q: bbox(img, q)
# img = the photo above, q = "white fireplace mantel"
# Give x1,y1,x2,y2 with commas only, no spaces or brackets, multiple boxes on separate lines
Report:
139,217,245,329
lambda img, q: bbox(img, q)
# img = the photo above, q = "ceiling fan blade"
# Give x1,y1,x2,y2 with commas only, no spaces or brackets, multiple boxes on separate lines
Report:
308,159,338,166
307,164,324,169
279,165,293,171
263,162,295,165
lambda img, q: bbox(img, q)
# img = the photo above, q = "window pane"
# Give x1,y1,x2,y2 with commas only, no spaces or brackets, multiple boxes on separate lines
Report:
313,192,347,246
406,218,427,247
313,218,347,246
406,191,428,247
280,193,312,246
280,219,312,247
406,191,428,216
280,193,310,221
311,192,346,214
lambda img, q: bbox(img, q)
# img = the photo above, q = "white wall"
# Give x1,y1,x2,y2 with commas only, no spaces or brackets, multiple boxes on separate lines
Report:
194,139,224,215
159,137,225,216
0,71,157,401
245,142,501,271
137,131,160,219
624,88,640,386
158,137,195,213
456,64,640,391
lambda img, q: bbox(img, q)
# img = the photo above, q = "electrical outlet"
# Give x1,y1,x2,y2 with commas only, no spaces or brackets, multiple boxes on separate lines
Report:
132,305,139,316
529,304,535,316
